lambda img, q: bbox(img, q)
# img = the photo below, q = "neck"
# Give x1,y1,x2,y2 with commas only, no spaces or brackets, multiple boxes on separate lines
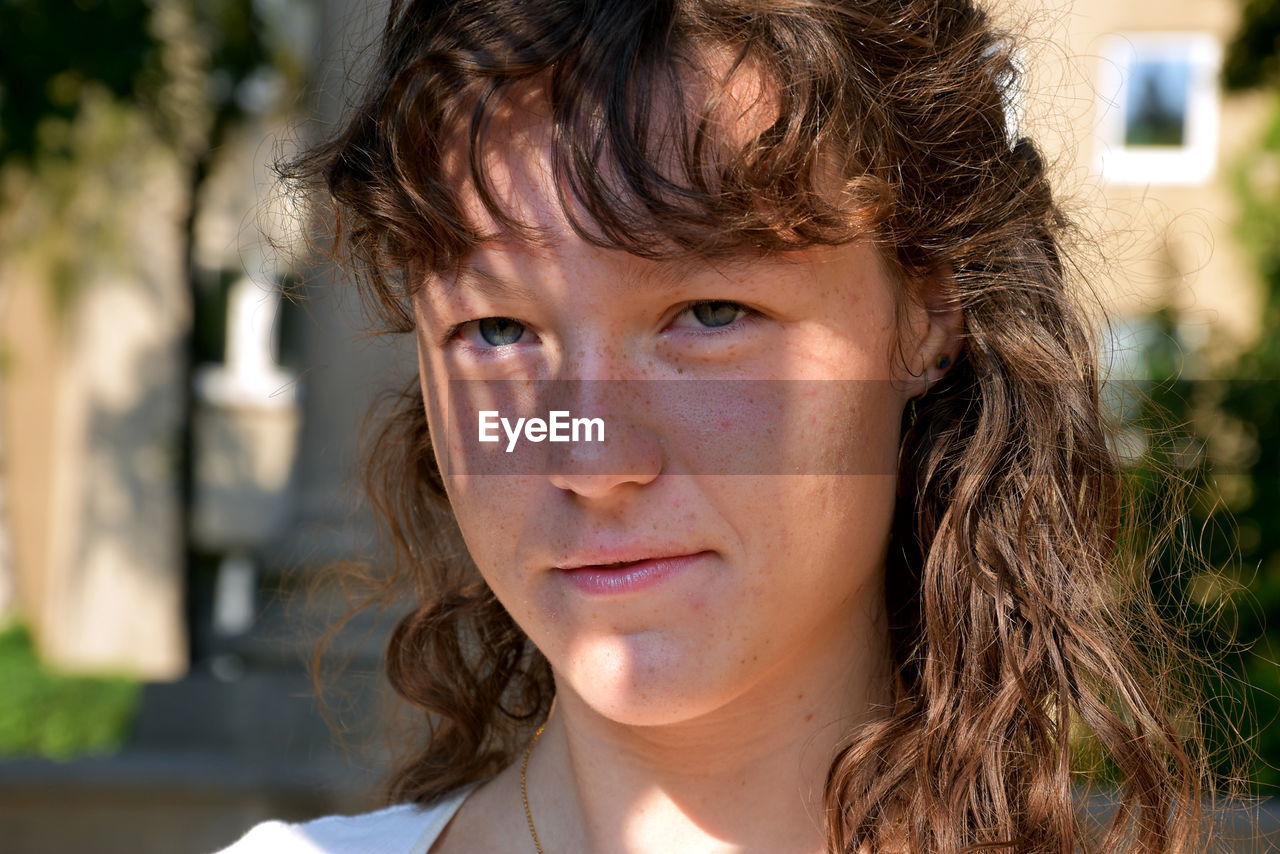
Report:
524,603,894,854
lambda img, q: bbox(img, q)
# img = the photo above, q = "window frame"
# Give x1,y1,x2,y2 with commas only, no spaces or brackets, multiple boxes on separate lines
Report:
1093,31,1222,186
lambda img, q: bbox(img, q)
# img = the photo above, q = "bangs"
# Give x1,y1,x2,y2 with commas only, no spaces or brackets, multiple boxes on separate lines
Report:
334,0,898,286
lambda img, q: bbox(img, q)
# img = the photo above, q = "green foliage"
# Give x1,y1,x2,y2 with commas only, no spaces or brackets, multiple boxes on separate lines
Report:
1117,312,1275,794
0,0,287,175
0,0,289,328
1215,97,1280,793
1224,0,1280,90
0,622,141,759
1114,91,1280,794
0,0,162,166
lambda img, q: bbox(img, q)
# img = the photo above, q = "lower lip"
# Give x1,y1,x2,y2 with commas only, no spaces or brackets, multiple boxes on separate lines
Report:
557,551,712,595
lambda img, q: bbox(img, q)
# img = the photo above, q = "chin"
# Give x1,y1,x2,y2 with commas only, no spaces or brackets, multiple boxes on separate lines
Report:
577,689,730,728
556,635,738,727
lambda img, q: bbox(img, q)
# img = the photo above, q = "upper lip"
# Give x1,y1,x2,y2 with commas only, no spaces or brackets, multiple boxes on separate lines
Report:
553,546,709,570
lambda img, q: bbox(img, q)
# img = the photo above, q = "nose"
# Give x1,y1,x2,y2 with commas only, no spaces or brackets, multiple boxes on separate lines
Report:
548,466,660,500
543,346,665,499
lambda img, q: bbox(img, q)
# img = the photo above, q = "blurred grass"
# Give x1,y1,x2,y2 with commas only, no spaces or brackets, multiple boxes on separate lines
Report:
0,621,140,760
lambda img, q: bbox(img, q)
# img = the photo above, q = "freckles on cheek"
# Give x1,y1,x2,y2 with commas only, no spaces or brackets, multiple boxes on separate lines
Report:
668,382,892,478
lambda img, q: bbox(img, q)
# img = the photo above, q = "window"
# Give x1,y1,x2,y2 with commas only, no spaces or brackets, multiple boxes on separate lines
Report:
1094,32,1222,185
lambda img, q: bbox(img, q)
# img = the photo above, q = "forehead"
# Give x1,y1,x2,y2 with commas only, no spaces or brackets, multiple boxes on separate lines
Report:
436,47,784,249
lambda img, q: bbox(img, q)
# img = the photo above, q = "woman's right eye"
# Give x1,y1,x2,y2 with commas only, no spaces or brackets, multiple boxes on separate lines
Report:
451,316,528,348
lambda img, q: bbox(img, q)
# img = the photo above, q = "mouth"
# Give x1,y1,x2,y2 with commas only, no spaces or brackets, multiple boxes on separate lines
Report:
554,551,713,595
556,551,702,571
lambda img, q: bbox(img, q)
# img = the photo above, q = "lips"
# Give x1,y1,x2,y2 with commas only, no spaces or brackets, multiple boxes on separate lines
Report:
553,545,706,571
555,551,712,595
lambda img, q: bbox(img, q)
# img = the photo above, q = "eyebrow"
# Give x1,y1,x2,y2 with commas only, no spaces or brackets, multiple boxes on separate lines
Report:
444,265,539,300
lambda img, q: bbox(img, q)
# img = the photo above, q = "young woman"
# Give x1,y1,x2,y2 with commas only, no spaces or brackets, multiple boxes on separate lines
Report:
218,0,1238,851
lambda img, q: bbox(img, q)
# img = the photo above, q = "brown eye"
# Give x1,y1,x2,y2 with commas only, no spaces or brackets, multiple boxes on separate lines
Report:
477,317,525,346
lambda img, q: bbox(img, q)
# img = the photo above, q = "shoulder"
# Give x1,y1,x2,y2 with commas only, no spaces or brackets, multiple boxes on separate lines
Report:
212,785,479,854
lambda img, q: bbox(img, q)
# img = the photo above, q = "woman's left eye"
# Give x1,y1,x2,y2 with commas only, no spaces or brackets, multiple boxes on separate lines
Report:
670,300,754,332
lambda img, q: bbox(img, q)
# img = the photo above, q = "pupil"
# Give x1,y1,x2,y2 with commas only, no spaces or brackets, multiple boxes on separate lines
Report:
479,317,523,346
693,301,739,327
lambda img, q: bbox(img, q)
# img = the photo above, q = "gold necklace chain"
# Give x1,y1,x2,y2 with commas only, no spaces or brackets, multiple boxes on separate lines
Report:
520,722,548,854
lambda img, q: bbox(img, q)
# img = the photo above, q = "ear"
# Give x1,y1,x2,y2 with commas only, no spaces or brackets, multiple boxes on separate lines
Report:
902,265,964,399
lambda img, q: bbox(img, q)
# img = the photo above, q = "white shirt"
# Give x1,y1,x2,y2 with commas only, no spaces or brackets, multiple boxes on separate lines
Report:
212,781,481,854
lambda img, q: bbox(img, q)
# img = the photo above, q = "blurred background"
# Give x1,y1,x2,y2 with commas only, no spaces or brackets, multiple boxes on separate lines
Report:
0,0,1279,851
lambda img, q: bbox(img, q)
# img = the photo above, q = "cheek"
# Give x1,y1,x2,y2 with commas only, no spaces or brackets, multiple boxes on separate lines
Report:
419,375,537,593
699,475,892,687
657,379,904,479
721,473,897,596
440,475,535,577
696,389,902,631
802,381,904,476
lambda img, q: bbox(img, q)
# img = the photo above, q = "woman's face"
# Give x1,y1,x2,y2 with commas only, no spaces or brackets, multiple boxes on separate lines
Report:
411,104,956,728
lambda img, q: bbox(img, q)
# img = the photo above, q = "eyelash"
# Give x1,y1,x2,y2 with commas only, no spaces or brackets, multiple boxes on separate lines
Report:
442,300,759,352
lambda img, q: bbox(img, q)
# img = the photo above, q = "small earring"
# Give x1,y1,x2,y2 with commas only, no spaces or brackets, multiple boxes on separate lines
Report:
935,353,951,370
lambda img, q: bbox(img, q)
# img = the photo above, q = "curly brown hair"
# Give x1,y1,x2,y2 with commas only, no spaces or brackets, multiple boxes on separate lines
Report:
282,0,1249,850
